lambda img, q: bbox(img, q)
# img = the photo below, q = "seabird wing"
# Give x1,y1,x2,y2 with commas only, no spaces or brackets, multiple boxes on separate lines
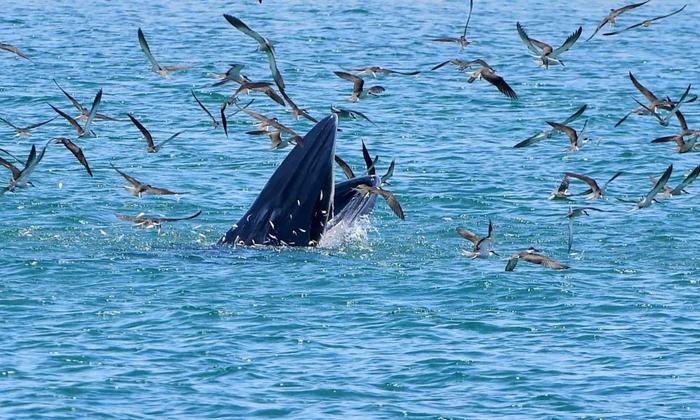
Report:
628,72,658,102
516,22,541,55
553,26,582,56
53,79,86,113
481,71,518,99
110,163,143,187
334,155,355,179
565,172,601,195
644,164,673,202
561,104,588,125
671,165,700,196
83,88,102,134
49,103,84,136
54,137,92,177
137,28,162,71
191,90,219,126
127,113,155,150
456,228,480,246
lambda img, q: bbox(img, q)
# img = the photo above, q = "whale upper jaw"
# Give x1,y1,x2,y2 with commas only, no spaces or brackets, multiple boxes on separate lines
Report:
219,114,338,247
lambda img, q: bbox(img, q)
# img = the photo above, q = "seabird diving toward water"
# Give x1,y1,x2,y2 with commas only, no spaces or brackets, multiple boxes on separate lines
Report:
351,66,421,77
567,206,604,253
431,0,474,49
586,0,651,41
53,137,93,177
616,72,695,127
352,184,405,220
651,111,699,154
137,28,190,78
546,120,588,151
0,42,30,60
127,113,185,153
517,23,582,68
432,59,516,99
334,71,385,102
53,79,116,121
49,89,102,138
634,164,673,209
656,164,700,198
565,171,622,200
515,105,587,148
110,163,181,197
330,106,375,125
550,174,571,200
603,4,687,36
116,210,202,229
0,142,48,195
191,90,220,128
0,116,55,137
505,248,569,271
456,220,498,258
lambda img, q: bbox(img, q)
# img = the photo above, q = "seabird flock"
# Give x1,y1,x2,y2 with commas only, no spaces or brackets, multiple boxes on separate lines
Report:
0,1,697,271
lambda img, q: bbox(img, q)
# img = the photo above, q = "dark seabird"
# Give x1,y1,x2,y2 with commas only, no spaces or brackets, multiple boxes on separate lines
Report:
616,73,694,127
651,111,699,153
456,220,498,258
634,164,673,209
127,113,184,153
49,89,102,138
53,137,93,177
565,171,622,199
515,104,587,148
567,206,605,252
221,99,254,138
0,142,48,194
517,23,582,68
211,64,247,87
110,163,181,197
505,248,569,271
334,155,356,180
279,89,317,122
240,108,303,147
117,210,201,229
431,0,474,49
352,185,405,220
587,0,651,40
230,81,286,107
352,66,421,77
462,59,517,99
550,174,571,200
137,28,190,78
0,116,55,137
657,165,700,197
330,105,375,124
0,42,30,60
546,120,588,151
334,71,385,102
53,79,116,121
191,90,220,128
603,5,687,36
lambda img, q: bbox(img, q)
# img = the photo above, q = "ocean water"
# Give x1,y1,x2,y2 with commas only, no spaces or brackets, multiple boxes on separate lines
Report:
1,0,699,417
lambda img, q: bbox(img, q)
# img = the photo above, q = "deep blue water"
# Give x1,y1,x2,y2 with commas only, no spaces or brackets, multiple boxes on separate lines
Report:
1,0,700,417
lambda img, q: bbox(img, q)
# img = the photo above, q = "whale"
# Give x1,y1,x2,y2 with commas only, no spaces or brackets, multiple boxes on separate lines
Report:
218,114,388,247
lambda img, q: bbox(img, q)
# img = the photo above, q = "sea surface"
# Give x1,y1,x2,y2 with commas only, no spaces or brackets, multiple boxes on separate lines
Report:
1,0,699,417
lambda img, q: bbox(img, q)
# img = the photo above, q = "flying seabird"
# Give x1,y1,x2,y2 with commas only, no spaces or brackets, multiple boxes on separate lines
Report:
0,116,55,137
550,174,571,200
515,104,587,148
240,108,302,148
0,142,48,194
651,111,699,153
656,164,700,197
505,248,569,271
603,4,687,36
330,106,375,124
546,120,588,151
616,73,694,127
352,184,405,220
567,206,605,252
634,164,673,209
565,171,622,199
53,79,116,121
117,210,201,229
587,0,651,40
127,113,184,153
430,0,474,49
210,64,247,87
0,42,30,60
279,89,317,122
137,28,190,78
230,81,285,107
463,59,517,99
351,66,420,77
334,71,385,102
456,220,498,258
517,23,582,68
53,137,93,177
49,89,102,138
110,163,182,197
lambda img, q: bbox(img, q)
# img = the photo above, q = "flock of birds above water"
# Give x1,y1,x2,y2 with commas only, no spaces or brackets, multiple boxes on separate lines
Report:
0,0,697,271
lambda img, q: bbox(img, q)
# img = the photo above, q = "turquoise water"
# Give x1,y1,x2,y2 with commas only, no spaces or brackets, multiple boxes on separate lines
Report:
2,0,700,417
